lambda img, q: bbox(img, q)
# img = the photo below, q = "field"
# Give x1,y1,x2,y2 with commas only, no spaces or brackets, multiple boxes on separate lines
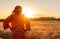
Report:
0,20,60,39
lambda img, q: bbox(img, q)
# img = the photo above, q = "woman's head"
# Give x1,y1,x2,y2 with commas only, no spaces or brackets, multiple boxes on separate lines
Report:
13,5,22,14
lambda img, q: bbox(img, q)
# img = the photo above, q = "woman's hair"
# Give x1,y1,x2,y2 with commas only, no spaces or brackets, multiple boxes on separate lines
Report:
12,5,22,15
15,5,22,10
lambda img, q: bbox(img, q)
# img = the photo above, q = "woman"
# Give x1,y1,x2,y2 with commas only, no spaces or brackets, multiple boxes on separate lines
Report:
3,5,31,39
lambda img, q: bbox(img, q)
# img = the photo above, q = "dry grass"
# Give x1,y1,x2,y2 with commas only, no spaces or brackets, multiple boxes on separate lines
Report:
0,21,60,39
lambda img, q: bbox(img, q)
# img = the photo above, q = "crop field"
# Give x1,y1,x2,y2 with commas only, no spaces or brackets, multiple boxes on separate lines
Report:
0,21,60,39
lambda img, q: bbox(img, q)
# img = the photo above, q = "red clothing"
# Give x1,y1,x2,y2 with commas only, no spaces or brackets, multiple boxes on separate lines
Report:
3,14,31,39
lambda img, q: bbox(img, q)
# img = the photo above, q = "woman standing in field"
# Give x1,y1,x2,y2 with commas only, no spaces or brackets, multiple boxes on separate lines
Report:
3,5,31,39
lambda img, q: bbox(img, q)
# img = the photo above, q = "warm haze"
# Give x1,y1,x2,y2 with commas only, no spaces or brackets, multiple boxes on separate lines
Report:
0,0,60,19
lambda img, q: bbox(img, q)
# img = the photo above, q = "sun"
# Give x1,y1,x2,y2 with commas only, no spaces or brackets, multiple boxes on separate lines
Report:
22,8,35,18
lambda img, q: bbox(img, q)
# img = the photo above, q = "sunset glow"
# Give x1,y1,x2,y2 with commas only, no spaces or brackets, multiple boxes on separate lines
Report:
0,0,60,19
22,8,36,18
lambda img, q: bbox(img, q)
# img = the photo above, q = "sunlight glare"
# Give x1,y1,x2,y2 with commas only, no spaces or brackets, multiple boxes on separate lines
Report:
22,8,35,18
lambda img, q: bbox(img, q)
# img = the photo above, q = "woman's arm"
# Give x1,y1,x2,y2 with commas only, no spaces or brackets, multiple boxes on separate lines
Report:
3,15,12,30
25,19,31,31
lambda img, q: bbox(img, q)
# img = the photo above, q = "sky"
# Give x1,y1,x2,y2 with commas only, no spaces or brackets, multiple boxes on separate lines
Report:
0,0,60,19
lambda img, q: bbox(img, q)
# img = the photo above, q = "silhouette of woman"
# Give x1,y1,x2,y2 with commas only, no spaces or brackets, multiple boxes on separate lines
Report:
3,5,31,39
